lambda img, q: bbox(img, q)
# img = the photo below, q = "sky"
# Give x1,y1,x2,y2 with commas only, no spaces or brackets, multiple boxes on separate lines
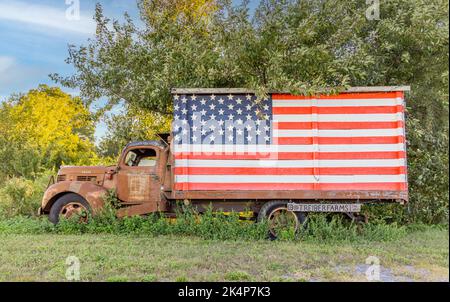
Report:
0,0,142,141
0,0,257,141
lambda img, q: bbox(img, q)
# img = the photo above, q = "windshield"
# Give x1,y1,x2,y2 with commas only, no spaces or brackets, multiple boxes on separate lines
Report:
124,148,157,167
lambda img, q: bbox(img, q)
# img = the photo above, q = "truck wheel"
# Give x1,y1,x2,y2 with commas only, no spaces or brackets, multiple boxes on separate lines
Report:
257,201,307,240
49,193,91,224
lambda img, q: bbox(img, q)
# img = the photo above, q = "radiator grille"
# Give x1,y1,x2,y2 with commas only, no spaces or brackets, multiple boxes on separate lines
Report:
57,175,66,182
76,176,97,182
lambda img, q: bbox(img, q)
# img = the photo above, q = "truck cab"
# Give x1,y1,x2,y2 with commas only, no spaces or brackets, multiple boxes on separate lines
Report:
39,138,171,223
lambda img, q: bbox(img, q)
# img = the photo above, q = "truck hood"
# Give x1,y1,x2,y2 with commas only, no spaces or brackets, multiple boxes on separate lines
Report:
59,165,111,174
57,165,115,183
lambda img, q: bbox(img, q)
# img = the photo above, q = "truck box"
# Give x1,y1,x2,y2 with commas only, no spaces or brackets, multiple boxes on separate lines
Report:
170,87,409,203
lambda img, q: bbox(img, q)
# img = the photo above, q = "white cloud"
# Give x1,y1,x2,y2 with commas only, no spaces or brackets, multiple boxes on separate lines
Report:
0,55,44,95
0,0,95,35
0,56,16,73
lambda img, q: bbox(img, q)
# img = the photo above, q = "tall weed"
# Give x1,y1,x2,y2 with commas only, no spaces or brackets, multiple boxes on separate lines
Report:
0,208,414,243
0,171,53,218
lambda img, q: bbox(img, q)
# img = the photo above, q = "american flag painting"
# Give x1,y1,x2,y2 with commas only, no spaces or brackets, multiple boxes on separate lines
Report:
171,90,408,193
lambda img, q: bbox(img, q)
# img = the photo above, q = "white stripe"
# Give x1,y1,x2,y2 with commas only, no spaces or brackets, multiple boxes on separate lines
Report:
174,143,405,153
274,128,404,137
174,159,406,168
272,98,403,107
273,113,404,122
175,174,406,183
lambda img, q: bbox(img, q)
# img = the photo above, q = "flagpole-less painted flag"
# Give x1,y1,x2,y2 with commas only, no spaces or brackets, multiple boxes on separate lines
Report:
171,90,407,194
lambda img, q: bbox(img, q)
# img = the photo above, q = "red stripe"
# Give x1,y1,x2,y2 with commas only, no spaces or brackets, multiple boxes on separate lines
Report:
174,167,406,175
174,182,407,191
274,121,404,129
174,151,406,160
275,136,404,145
272,92,402,100
273,105,403,115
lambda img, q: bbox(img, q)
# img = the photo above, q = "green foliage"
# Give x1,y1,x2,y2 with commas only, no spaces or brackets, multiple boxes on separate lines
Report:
0,139,44,181
37,204,269,240
52,0,448,107
51,0,449,224
0,208,417,243
0,85,98,179
50,0,360,111
361,203,407,224
406,117,449,224
300,214,408,243
98,107,171,158
0,171,53,218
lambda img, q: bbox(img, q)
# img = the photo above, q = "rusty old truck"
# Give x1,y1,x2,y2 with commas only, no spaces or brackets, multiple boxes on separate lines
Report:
39,86,409,234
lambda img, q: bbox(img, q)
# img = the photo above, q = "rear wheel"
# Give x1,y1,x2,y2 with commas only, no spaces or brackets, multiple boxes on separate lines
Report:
49,193,91,224
257,201,307,240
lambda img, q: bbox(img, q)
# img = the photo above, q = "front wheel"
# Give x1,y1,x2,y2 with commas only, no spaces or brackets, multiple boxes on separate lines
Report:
257,201,307,240
49,193,91,224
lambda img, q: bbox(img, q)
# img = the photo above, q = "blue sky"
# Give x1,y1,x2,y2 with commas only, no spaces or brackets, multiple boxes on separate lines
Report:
0,0,141,141
0,0,140,96
0,0,257,141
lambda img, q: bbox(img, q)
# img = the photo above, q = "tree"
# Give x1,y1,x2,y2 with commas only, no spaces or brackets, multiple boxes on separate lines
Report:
98,106,171,158
53,0,448,223
0,85,98,179
51,0,363,113
51,0,220,114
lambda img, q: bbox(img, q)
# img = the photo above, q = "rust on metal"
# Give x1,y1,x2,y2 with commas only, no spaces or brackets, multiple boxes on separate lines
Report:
59,202,89,223
167,190,408,201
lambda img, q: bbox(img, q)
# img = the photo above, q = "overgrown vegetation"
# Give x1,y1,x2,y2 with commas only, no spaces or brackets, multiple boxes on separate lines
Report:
0,172,52,218
0,0,448,230
0,184,423,242
0,203,430,243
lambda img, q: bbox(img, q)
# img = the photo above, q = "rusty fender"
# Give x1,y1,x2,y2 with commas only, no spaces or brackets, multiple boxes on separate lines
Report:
41,181,107,213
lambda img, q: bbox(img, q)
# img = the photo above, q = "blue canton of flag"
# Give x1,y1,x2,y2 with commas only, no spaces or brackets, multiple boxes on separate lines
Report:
172,94,273,145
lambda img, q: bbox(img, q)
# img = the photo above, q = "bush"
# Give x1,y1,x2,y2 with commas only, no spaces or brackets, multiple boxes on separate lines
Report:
297,214,408,243
0,171,52,218
406,117,449,225
361,203,408,225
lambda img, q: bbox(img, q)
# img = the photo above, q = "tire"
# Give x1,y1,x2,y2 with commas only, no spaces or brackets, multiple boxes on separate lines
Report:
48,193,91,224
257,201,307,240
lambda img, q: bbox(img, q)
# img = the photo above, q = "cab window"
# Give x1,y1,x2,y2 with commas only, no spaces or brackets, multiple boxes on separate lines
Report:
124,148,157,167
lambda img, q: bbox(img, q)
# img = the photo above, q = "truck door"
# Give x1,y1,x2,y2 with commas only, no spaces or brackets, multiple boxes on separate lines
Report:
116,146,161,204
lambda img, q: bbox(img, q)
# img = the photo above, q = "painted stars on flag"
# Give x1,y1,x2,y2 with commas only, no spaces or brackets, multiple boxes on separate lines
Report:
172,94,273,145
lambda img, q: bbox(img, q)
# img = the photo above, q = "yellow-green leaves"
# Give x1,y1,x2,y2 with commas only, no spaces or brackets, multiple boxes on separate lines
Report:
0,85,98,178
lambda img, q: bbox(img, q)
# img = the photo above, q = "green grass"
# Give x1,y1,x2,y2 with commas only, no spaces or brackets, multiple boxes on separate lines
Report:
0,227,447,282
